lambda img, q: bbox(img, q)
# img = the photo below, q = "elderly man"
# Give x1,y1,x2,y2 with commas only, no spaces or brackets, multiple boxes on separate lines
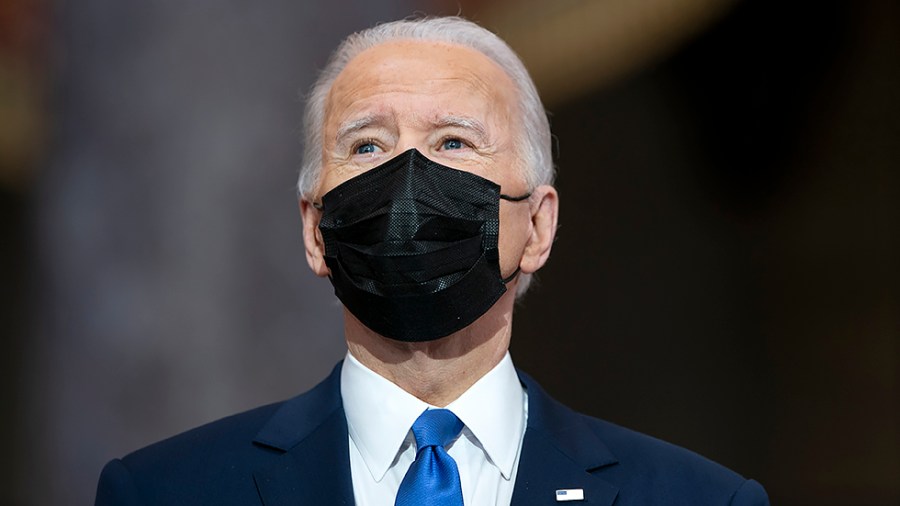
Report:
95,16,768,506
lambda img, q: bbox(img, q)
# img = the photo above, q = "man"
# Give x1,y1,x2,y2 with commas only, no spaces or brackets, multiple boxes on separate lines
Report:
95,16,768,505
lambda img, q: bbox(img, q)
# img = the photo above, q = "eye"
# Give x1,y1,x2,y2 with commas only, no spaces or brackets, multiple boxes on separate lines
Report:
354,142,380,155
441,138,465,150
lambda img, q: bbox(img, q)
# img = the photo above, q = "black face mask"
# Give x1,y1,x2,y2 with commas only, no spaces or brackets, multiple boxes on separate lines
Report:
314,148,530,342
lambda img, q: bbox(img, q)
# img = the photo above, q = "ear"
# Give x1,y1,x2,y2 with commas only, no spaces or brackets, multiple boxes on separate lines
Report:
299,198,331,277
519,185,559,274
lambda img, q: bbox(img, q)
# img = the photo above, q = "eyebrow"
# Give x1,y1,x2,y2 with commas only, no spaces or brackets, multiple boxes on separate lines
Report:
335,114,391,145
432,116,489,143
334,114,490,146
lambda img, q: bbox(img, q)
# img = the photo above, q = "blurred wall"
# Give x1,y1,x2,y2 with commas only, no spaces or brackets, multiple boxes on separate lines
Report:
504,2,899,504
5,1,897,505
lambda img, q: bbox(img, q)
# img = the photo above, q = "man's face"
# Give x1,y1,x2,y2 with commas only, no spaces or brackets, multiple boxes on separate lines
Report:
311,39,535,280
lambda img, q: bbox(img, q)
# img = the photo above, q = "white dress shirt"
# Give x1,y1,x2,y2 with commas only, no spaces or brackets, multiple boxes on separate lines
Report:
341,351,528,506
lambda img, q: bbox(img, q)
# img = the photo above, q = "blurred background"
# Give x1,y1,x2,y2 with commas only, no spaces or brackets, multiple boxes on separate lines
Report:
2,0,897,504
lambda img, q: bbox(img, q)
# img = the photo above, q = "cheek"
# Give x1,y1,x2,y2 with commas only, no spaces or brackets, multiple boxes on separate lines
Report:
497,205,530,267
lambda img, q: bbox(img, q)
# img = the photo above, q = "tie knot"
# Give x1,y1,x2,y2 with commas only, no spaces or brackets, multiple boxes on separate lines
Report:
411,409,463,450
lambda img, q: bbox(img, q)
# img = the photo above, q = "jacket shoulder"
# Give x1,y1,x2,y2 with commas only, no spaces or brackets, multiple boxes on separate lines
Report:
96,402,284,505
97,363,345,505
519,371,768,505
577,412,768,505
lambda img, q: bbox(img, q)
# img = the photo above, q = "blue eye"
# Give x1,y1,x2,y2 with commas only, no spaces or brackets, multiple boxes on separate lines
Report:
355,143,377,155
442,138,464,150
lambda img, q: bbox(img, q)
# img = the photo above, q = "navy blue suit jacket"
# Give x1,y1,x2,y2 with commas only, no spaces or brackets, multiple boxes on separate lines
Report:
96,363,768,505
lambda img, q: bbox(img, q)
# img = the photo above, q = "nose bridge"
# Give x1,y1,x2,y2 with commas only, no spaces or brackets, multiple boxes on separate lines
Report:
394,139,422,154
393,122,430,156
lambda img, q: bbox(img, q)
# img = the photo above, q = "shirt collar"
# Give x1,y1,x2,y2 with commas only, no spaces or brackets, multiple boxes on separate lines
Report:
341,352,428,482
340,351,526,482
446,352,526,479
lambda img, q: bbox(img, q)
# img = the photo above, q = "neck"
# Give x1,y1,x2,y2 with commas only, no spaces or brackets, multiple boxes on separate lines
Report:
344,294,515,407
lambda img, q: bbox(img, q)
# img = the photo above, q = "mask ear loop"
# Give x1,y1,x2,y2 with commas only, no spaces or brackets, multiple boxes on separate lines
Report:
499,192,531,202
497,191,531,284
501,266,521,284
311,201,324,210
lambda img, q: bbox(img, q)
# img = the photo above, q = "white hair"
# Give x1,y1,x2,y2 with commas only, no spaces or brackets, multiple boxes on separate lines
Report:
298,16,554,295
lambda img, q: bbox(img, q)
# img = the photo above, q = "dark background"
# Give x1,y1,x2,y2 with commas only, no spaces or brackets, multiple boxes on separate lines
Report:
514,2,899,505
1,0,897,504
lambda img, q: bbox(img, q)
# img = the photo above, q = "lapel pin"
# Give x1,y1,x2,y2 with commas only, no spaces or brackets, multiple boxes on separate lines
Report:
556,489,584,502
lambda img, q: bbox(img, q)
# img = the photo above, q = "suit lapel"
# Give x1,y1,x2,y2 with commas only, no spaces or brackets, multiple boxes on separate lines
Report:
511,372,620,506
252,363,355,506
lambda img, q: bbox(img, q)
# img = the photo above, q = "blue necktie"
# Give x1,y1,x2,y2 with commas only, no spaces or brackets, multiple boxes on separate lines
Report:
395,409,465,506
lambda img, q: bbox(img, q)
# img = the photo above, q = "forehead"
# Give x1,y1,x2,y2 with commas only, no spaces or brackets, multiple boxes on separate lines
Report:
324,39,519,128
